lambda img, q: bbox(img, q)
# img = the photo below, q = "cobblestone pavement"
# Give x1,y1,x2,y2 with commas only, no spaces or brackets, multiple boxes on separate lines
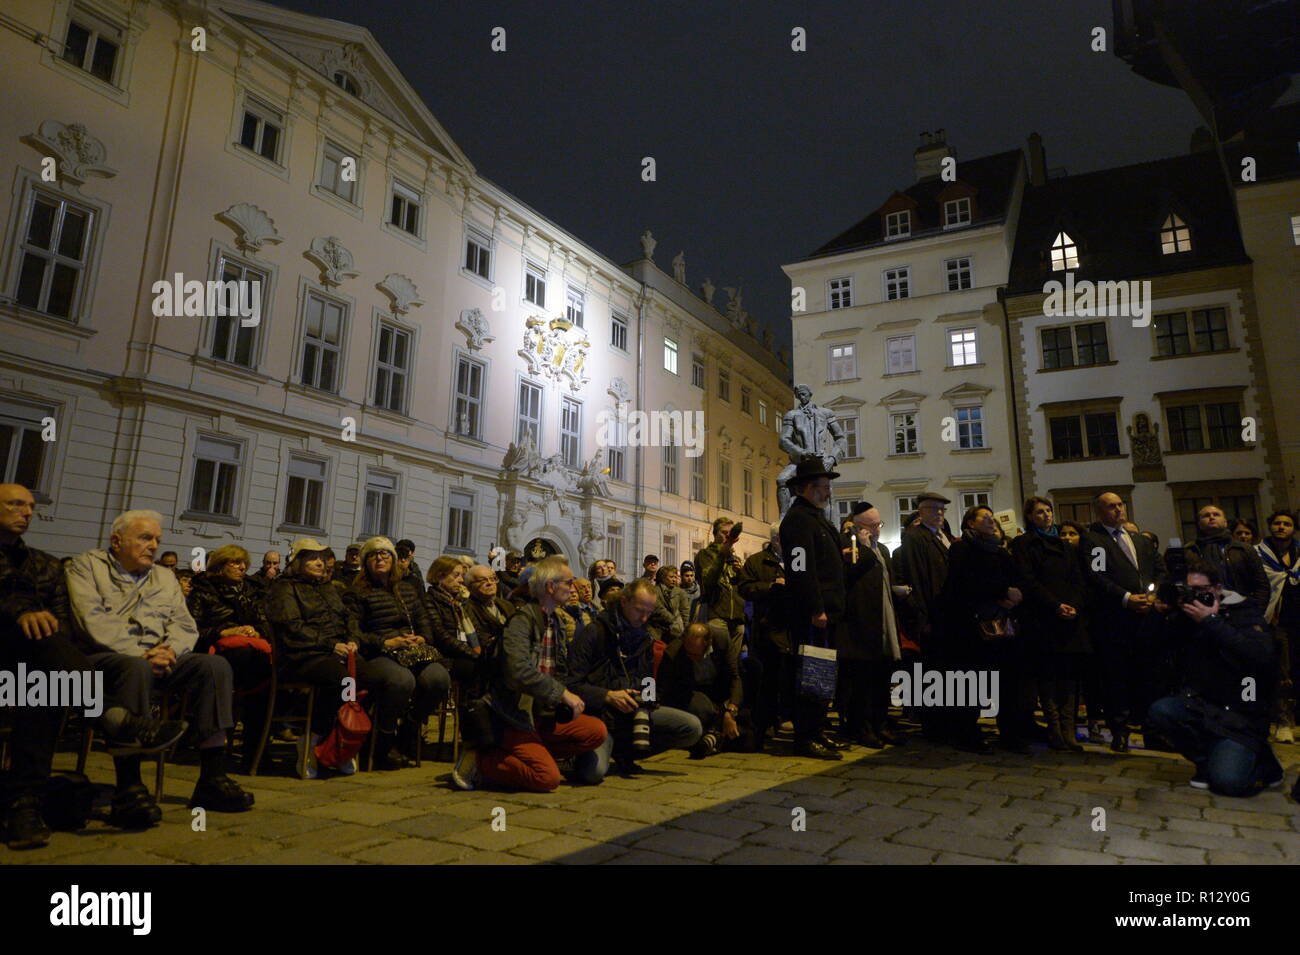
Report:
6,730,1299,865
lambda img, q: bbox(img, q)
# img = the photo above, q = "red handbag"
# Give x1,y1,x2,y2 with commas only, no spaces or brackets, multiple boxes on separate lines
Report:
314,651,371,768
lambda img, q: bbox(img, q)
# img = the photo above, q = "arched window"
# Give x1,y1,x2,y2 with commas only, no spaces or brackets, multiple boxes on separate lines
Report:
332,71,359,95
1050,231,1078,271
1160,213,1191,254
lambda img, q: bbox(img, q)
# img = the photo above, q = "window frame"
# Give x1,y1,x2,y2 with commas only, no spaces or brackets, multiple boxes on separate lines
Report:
10,185,99,324
560,396,582,468
298,289,349,394
280,453,329,533
690,353,705,388
663,337,679,375
883,266,911,301
516,377,543,447
207,252,269,370
944,198,971,228
885,210,911,239
886,334,917,374
451,352,487,441
610,311,628,352
828,275,854,310
565,287,585,328
0,398,57,497
361,468,399,539
954,404,984,450
186,434,244,522
316,139,358,205
371,318,414,415
828,343,857,381
889,410,920,456
524,261,547,307
1050,231,1079,271
446,489,476,554
947,327,978,367
944,255,973,292
60,4,124,86
236,95,285,165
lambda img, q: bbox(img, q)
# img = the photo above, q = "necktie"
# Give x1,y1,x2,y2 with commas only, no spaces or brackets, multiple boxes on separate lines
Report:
1114,528,1138,568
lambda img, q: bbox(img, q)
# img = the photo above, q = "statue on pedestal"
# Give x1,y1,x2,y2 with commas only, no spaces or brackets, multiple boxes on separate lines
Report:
639,230,656,260
672,252,686,284
776,384,848,516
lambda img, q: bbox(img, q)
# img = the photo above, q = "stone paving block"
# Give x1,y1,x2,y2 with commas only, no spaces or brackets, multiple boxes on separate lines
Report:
829,839,937,864
898,796,979,817
715,845,826,865
891,826,1016,861
280,822,400,854
1203,807,1291,830
921,811,1020,840
1142,830,1283,856
502,807,590,831
352,837,468,864
445,825,554,852
510,834,627,865
1103,836,1206,864
1004,796,1083,818
934,852,1014,864
969,780,1050,798
297,802,426,826
149,832,278,863
561,814,656,843
445,850,536,865
745,824,850,856
630,829,741,861
1206,850,1290,865
1162,817,1238,837
667,811,766,841
1015,844,1120,864
223,810,337,841
1016,823,1107,851
239,846,359,865
603,849,705,865
580,797,686,825
851,804,937,833
387,812,483,840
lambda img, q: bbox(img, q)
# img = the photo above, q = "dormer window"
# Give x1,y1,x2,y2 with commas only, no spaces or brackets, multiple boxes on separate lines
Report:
332,71,360,96
1050,231,1078,271
1160,214,1191,254
944,198,971,227
885,210,911,239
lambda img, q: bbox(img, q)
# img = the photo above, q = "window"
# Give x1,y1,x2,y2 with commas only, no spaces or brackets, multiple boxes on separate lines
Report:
948,328,978,366
758,400,768,426
663,337,678,374
718,368,731,401
761,477,770,522
829,276,853,309
1050,232,1079,271
453,355,484,438
838,415,859,458
835,500,855,524
662,439,678,495
691,453,705,501
1048,410,1119,460
960,490,990,512
62,7,122,84
945,256,972,292
524,263,546,307
662,533,677,569
1175,490,1257,546
301,292,346,393
884,267,910,301
282,455,326,529
890,412,919,455
1167,400,1244,452
517,380,542,446
463,227,491,277
740,386,752,416
895,495,921,532
887,335,916,374
1160,214,1191,254
373,324,411,414
188,436,242,518
606,522,624,570
607,447,625,482
1040,322,1109,369
885,210,911,238
829,343,857,380
318,141,356,203
691,354,705,388
719,459,731,510
362,470,397,538
944,198,971,227
13,189,94,320
955,406,984,449
1155,309,1230,355
566,288,584,328
611,312,628,351
560,398,581,468
446,490,474,552
332,71,359,96
0,401,53,493
238,98,283,163
743,469,753,516
387,182,421,236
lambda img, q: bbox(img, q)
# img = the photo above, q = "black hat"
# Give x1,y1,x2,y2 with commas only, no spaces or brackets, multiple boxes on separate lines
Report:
851,501,875,516
915,491,951,505
785,454,840,489
679,560,695,572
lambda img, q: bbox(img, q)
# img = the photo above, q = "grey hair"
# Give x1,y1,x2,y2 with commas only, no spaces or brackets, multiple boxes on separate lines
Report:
466,563,496,582
529,555,572,600
111,510,163,540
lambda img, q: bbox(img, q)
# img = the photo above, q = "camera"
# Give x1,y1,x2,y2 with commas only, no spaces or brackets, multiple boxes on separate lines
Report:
1155,546,1215,608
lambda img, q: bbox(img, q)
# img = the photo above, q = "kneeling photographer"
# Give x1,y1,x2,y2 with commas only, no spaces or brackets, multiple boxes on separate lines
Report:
566,578,702,781
1146,556,1284,796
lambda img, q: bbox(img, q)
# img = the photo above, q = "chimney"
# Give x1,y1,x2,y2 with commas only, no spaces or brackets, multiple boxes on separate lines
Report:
913,129,953,182
1027,132,1047,186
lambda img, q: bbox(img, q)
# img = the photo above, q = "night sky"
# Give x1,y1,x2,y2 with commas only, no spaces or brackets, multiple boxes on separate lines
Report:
267,0,1204,353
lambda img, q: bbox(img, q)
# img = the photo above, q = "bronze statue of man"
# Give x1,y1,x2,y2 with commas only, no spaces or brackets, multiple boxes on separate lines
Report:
777,384,847,515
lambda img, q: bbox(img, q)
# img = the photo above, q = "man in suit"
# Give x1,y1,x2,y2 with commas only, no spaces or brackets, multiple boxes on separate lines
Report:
893,491,956,743
779,455,847,759
1083,491,1165,752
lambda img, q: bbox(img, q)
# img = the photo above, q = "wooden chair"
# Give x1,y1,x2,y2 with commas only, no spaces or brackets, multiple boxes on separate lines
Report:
247,658,316,779
76,689,189,802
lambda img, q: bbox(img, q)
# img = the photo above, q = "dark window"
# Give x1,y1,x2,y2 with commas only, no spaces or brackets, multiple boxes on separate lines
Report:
1049,416,1083,460
1075,322,1109,365
1205,402,1242,449
1040,327,1074,370
1168,405,1204,452
1155,313,1190,356
1192,308,1230,352
1084,412,1119,457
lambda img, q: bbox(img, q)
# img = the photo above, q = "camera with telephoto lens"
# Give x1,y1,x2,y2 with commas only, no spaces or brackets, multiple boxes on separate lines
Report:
1155,545,1216,608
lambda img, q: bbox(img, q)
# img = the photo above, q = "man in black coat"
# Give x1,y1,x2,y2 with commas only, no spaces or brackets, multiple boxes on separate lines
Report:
738,524,791,748
837,503,905,748
1146,561,1283,795
1083,491,1165,752
778,456,846,759
1184,505,1270,608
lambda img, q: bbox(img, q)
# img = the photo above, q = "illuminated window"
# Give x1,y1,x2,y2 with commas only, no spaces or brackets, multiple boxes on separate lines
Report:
1160,214,1191,254
1050,232,1078,271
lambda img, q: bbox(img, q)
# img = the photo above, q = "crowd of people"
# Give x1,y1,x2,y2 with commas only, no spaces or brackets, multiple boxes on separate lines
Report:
1,461,1297,851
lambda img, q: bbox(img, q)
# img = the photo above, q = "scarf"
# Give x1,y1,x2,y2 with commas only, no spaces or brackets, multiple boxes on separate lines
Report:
966,530,1003,554
1258,538,1300,624
1033,524,1060,539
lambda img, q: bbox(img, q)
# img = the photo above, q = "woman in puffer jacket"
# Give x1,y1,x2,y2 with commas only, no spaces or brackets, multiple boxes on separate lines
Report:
345,537,450,761
424,555,483,688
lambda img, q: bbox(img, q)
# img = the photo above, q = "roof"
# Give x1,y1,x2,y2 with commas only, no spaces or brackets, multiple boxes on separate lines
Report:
804,148,1024,259
1225,99,1300,184
1006,151,1248,296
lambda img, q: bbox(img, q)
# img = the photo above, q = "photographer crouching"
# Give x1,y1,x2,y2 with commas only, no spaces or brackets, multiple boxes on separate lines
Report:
1146,559,1285,797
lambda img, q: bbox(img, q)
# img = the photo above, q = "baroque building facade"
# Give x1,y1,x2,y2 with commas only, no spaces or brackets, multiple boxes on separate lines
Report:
0,0,789,567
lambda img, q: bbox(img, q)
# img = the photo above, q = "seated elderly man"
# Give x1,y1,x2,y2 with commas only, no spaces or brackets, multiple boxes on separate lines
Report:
566,578,702,780
463,563,515,655
66,510,254,824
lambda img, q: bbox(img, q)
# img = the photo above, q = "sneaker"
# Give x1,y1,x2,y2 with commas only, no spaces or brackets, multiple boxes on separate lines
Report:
779,720,795,733
1189,769,1210,790
190,774,254,812
296,733,320,779
274,725,300,743
109,783,163,829
337,756,358,776
451,749,479,791
690,732,719,759
104,715,188,756
4,794,51,850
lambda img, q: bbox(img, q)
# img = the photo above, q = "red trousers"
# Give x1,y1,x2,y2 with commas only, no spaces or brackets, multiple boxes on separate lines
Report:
477,715,607,792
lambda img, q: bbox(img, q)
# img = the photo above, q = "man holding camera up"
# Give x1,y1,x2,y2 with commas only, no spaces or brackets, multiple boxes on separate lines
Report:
565,578,702,780
1146,561,1284,796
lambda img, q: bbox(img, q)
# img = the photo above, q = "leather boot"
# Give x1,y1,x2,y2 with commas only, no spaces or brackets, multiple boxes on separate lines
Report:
1059,688,1083,751
1042,696,1068,750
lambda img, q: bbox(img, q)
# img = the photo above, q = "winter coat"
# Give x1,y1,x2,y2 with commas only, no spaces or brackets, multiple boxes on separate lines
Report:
1009,532,1092,657
779,495,846,625
940,536,1024,658
0,539,70,640
486,603,570,732
737,545,790,653
837,541,900,663
264,573,364,663
186,573,273,654
695,542,746,620
342,576,434,658
1185,534,1271,608
424,584,480,662
565,605,655,717
464,593,517,652
892,523,953,640
66,549,199,657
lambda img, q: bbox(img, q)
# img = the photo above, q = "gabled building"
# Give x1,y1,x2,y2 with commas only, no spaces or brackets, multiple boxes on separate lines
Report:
1004,140,1286,543
784,134,1025,547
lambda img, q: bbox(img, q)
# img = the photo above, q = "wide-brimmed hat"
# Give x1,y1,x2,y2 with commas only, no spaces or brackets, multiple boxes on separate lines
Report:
785,454,840,488
288,537,328,564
